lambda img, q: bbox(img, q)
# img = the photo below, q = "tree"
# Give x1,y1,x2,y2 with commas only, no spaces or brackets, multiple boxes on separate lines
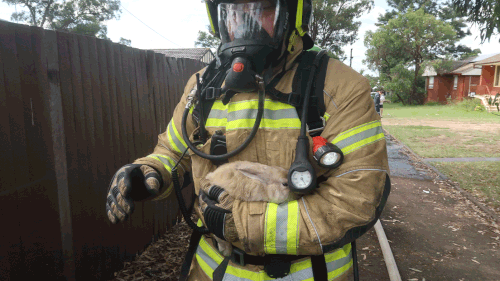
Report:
453,0,500,42
194,26,220,50
365,8,457,104
309,0,373,59
118,37,131,46
3,0,121,38
376,0,480,59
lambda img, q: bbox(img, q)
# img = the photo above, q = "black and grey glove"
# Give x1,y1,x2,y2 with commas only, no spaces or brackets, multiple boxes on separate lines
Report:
199,185,238,242
106,164,163,224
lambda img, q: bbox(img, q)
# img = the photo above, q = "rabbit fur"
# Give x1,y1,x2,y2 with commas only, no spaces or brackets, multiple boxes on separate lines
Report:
204,161,300,256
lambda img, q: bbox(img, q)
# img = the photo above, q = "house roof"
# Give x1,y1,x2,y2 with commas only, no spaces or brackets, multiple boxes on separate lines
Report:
474,53,500,66
422,52,500,77
150,48,213,60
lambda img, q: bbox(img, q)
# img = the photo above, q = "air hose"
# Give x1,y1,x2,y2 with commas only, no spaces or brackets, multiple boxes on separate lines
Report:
181,75,266,162
171,147,210,234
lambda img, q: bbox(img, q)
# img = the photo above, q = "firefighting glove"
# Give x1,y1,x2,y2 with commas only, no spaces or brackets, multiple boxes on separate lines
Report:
199,185,238,242
106,164,163,224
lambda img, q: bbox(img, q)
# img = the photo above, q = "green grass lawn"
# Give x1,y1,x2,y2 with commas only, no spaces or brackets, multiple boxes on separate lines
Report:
383,102,500,123
383,102,500,204
383,125,500,158
433,162,500,206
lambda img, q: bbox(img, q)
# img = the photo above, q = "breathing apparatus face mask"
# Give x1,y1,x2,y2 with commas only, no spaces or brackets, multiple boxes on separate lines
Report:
216,0,288,93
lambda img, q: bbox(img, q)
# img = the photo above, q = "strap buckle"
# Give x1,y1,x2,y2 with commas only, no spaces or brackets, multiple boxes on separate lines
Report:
307,117,326,135
206,87,221,101
231,247,246,266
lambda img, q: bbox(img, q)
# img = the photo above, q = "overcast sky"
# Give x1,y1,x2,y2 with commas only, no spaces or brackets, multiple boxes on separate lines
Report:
1,0,499,76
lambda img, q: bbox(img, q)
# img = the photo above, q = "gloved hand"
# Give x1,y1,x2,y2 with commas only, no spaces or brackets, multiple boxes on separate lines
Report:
106,164,163,224
198,185,238,242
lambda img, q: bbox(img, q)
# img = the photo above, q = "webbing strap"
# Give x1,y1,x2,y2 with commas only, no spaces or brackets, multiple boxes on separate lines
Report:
311,255,328,281
179,230,203,281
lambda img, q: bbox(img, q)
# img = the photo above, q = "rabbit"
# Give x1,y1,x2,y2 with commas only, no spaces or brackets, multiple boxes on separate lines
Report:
204,161,300,256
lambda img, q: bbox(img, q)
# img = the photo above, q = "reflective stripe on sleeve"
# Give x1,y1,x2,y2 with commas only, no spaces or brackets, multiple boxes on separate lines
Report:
195,236,352,280
332,120,385,155
167,119,188,153
264,201,300,255
146,154,176,173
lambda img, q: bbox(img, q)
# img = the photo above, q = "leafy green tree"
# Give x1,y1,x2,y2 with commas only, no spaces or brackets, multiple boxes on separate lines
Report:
3,0,121,38
194,26,220,50
376,0,480,59
453,0,500,42
309,0,373,59
365,8,457,104
118,37,131,46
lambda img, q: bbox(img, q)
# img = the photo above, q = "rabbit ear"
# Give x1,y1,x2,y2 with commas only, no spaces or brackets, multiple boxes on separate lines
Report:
236,168,268,185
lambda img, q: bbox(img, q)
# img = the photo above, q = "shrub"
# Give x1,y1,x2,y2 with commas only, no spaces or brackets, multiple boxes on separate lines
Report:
456,98,483,112
425,101,442,106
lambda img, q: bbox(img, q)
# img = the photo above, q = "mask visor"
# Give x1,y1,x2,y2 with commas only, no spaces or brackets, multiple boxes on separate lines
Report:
218,0,280,44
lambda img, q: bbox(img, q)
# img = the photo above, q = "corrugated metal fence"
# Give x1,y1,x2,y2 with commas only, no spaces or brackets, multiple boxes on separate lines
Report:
0,20,205,280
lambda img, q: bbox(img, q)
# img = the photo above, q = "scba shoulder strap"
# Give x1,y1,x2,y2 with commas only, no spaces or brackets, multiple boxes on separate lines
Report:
264,50,330,136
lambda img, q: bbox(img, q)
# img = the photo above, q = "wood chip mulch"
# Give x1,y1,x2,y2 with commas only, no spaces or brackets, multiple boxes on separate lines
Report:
109,218,193,281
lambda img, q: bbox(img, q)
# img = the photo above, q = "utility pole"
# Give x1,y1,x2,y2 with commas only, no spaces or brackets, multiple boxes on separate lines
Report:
349,48,353,67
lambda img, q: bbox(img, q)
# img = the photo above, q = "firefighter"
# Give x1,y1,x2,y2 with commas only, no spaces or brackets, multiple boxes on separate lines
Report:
106,0,390,280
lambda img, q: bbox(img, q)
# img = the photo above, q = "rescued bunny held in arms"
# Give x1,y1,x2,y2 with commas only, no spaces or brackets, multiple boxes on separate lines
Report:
203,161,300,256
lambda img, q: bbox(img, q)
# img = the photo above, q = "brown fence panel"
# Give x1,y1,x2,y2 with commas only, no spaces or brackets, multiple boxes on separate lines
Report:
0,20,206,280
0,20,25,281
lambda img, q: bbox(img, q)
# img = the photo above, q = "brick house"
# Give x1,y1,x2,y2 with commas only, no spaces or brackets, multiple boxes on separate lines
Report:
422,53,500,103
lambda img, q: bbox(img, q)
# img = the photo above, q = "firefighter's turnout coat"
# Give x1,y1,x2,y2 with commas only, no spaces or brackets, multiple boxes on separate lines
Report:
133,39,390,280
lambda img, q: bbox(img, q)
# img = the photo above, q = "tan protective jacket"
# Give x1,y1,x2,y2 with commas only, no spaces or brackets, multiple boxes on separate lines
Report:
134,39,390,280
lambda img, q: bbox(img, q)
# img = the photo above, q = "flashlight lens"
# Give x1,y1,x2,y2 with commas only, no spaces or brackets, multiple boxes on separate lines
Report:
321,152,340,166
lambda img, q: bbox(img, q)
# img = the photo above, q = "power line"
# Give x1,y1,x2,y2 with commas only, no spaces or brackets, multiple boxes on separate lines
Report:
120,4,181,47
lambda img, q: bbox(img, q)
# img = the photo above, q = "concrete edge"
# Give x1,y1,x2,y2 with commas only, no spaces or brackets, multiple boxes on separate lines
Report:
383,129,500,225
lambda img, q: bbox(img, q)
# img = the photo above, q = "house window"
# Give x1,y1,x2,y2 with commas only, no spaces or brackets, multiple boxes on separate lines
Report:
453,75,458,89
429,76,434,89
495,65,500,87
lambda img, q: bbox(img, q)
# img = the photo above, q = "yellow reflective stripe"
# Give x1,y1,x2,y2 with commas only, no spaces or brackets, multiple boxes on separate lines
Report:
228,99,295,111
264,201,300,255
206,2,216,34
332,120,385,155
334,120,381,143
324,112,331,121
286,201,300,255
167,120,187,153
227,118,301,130
264,203,278,254
296,0,305,36
206,118,228,127
211,100,227,110
341,133,385,155
146,155,174,173
196,235,352,280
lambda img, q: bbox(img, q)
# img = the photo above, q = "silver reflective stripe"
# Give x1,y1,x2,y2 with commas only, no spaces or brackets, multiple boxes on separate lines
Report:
168,121,187,152
326,251,353,272
208,108,228,120
196,244,219,271
334,126,383,150
275,204,289,254
150,154,175,171
228,108,298,121
222,273,253,281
